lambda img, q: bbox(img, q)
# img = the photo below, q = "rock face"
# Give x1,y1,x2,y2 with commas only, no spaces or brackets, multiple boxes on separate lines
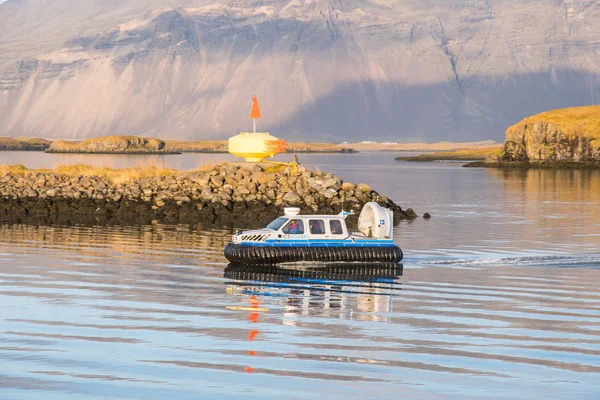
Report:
0,163,413,225
2,1,600,142
47,136,172,154
500,106,600,164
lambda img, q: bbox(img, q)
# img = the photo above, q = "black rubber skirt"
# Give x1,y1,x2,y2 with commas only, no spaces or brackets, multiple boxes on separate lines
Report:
224,243,403,265
224,263,403,282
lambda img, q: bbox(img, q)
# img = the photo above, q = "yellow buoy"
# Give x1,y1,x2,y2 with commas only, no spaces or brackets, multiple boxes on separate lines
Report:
228,94,286,162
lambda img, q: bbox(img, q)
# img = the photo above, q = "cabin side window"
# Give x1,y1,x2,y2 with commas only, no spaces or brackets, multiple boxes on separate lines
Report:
329,220,344,235
308,219,325,235
282,219,304,234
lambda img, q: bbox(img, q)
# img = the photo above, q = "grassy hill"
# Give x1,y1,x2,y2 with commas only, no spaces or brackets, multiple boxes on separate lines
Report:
500,106,600,163
506,106,600,140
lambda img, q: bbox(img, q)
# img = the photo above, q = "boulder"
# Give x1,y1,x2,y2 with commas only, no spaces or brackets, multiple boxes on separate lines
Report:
323,188,338,199
319,178,338,188
210,176,224,187
357,183,371,193
405,208,418,219
225,176,238,188
282,191,302,204
237,186,251,195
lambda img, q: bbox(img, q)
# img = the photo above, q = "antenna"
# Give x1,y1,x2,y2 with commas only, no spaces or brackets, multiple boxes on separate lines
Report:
250,94,261,134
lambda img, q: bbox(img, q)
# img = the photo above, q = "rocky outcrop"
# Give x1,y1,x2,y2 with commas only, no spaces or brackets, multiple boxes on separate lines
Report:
0,164,413,225
480,107,600,167
47,136,176,154
503,125,600,163
0,137,51,151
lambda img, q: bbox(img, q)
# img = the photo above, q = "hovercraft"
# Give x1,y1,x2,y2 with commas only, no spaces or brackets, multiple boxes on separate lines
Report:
224,202,403,265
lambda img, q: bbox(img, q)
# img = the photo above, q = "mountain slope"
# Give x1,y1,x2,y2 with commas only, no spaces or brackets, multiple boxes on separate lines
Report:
1,0,600,142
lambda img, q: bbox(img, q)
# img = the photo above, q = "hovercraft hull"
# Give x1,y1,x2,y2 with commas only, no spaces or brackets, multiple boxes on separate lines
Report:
224,242,403,265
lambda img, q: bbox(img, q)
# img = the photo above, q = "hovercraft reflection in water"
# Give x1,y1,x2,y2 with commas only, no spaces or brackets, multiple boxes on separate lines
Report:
224,263,403,323
224,202,403,265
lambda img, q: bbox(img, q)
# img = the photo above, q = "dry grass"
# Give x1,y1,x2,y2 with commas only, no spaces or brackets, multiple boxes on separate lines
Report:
262,163,290,174
0,165,32,175
49,140,79,150
508,106,600,139
0,164,179,184
56,164,178,184
15,137,52,146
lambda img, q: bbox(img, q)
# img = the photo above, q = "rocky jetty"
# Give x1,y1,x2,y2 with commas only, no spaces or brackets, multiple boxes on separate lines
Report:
467,107,600,168
47,136,178,154
0,164,414,225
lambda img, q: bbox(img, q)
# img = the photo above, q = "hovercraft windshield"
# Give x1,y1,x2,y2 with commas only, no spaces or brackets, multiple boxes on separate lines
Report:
266,217,288,231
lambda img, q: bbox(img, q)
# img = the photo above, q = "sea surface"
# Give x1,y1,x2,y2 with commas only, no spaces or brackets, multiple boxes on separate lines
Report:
1,152,599,399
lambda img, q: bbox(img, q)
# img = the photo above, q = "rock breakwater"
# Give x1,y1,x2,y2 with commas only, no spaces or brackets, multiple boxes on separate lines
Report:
0,164,413,225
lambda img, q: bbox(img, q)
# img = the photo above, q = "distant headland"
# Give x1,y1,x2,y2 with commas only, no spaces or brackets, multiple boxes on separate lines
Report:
0,135,499,154
0,137,52,151
395,107,600,168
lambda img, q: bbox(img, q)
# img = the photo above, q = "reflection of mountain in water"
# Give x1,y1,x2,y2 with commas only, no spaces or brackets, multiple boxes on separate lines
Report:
225,263,403,323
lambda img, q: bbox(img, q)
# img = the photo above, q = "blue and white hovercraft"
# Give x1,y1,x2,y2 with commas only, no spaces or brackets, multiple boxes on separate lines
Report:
224,202,403,265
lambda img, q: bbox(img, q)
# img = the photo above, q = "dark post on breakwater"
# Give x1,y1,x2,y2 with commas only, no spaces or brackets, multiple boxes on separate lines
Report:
0,163,415,226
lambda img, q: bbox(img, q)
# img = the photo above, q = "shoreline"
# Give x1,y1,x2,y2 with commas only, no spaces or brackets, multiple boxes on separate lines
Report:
0,163,419,226
44,150,182,155
395,146,503,162
464,161,600,169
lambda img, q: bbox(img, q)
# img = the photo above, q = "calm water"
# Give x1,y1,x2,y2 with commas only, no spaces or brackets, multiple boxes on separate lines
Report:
1,152,599,399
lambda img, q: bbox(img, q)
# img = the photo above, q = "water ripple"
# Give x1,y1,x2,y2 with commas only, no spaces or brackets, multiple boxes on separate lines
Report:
0,223,599,399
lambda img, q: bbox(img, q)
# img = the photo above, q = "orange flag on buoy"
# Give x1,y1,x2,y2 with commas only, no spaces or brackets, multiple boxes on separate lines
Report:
250,94,261,119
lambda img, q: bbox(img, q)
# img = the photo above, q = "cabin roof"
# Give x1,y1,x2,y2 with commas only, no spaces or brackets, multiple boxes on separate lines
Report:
281,215,346,220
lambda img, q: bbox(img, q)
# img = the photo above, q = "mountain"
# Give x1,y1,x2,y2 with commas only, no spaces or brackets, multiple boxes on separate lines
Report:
1,0,600,142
